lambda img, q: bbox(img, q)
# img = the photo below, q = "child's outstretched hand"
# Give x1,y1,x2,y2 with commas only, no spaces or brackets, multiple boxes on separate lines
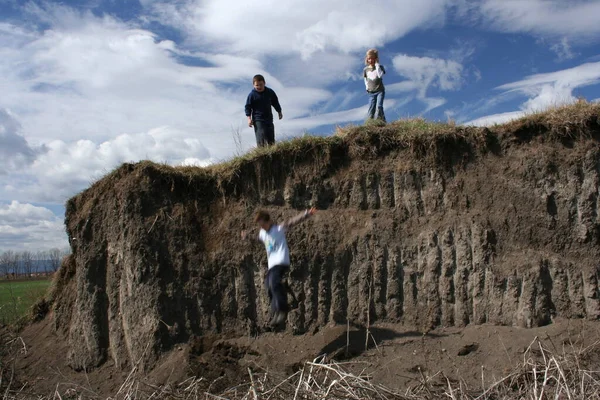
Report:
308,207,317,215
240,230,247,240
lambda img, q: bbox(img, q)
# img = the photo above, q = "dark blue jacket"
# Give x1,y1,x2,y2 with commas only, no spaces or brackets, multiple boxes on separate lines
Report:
245,87,282,123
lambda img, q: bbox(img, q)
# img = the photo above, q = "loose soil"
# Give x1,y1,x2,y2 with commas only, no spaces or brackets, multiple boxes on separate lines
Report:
11,316,600,398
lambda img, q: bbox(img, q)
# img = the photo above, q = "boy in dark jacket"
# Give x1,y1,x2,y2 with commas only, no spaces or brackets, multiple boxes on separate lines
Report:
245,74,282,147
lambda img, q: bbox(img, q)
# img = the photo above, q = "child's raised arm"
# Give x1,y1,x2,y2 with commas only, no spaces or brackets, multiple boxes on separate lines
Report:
374,63,385,78
282,207,317,229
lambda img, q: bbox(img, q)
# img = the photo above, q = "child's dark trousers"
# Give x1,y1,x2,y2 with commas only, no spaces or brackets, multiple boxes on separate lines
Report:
265,264,289,317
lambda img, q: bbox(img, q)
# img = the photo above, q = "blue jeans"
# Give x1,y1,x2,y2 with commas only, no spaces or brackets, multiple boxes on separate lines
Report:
265,265,289,316
367,90,386,122
253,120,275,147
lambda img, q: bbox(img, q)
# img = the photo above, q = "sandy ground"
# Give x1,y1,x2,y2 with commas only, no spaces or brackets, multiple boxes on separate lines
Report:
9,316,600,398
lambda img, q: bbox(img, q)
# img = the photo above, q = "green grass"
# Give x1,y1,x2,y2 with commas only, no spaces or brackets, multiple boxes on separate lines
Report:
0,279,51,325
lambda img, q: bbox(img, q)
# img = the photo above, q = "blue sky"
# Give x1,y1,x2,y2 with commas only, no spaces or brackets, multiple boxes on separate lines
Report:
1,0,600,251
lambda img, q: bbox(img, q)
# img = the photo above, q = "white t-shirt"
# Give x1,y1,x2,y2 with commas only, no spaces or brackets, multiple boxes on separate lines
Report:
258,224,290,269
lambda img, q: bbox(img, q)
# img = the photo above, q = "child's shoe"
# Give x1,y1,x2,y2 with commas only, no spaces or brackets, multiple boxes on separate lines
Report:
270,311,287,326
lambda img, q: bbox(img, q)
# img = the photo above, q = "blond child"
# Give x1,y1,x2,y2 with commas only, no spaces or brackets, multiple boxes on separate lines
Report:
363,49,386,122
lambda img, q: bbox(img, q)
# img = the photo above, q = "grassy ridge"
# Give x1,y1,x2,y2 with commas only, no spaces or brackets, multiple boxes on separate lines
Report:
110,101,600,182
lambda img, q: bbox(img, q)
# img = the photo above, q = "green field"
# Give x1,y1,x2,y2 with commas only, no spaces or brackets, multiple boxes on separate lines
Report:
0,279,51,325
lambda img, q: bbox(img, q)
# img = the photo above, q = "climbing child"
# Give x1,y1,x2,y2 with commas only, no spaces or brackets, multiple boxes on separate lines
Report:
241,208,316,326
244,74,283,147
363,48,386,122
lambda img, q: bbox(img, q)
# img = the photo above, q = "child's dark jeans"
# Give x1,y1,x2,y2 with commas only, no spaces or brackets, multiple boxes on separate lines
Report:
265,265,289,317
254,120,275,147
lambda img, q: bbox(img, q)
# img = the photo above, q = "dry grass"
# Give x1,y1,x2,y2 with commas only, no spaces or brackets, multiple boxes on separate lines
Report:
2,336,599,400
210,99,599,172
495,98,600,141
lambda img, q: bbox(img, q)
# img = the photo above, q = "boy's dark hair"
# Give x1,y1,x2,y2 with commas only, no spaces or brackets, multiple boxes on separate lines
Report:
255,210,270,223
253,74,265,83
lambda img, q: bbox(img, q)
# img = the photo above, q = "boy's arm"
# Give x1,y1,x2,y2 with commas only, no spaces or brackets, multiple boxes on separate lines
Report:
281,208,317,229
245,94,253,126
363,68,369,91
375,63,385,78
271,89,283,119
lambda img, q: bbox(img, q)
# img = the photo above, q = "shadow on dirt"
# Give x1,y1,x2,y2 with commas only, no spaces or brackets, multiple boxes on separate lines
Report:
318,326,444,361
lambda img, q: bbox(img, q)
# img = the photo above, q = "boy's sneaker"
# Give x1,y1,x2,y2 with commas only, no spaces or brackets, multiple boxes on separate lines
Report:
270,311,287,326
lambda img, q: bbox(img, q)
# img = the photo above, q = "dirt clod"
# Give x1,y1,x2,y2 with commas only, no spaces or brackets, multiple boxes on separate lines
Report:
457,343,479,356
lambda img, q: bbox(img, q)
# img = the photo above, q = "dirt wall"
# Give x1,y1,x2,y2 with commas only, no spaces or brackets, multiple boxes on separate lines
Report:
51,113,600,372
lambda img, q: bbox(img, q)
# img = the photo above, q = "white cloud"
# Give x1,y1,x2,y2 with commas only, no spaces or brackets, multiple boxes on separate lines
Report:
464,61,600,126
2,126,211,203
0,109,43,174
464,110,525,127
270,52,359,88
0,201,54,224
394,55,464,92
0,5,357,147
143,0,452,59
498,62,600,92
0,5,373,208
549,37,576,62
2,20,262,144
470,0,600,39
498,61,600,112
0,201,67,251
391,54,465,112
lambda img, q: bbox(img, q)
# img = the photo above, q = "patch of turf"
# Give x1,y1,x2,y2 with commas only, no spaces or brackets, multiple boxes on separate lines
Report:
0,279,51,325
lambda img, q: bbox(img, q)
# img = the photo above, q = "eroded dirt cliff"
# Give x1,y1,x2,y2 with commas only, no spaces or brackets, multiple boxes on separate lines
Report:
50,103,600,372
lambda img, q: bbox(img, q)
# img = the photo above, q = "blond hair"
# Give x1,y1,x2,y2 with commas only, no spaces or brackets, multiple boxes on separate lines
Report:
365,48,379,65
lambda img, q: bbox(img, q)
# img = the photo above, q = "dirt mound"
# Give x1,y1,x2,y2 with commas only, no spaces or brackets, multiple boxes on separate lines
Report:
188,336,256,393
36,102,600,377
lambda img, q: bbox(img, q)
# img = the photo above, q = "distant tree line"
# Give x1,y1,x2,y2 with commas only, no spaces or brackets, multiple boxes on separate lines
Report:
0,248,70,278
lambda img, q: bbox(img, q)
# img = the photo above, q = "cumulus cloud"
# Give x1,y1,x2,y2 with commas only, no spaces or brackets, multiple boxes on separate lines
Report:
0,5,373,206
3,100,385,203
390,54,465,112
0,201,66,251
0,109,42,174
142,0,452,59
0,5,357,148
3,126,211,203
0,15,242,144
